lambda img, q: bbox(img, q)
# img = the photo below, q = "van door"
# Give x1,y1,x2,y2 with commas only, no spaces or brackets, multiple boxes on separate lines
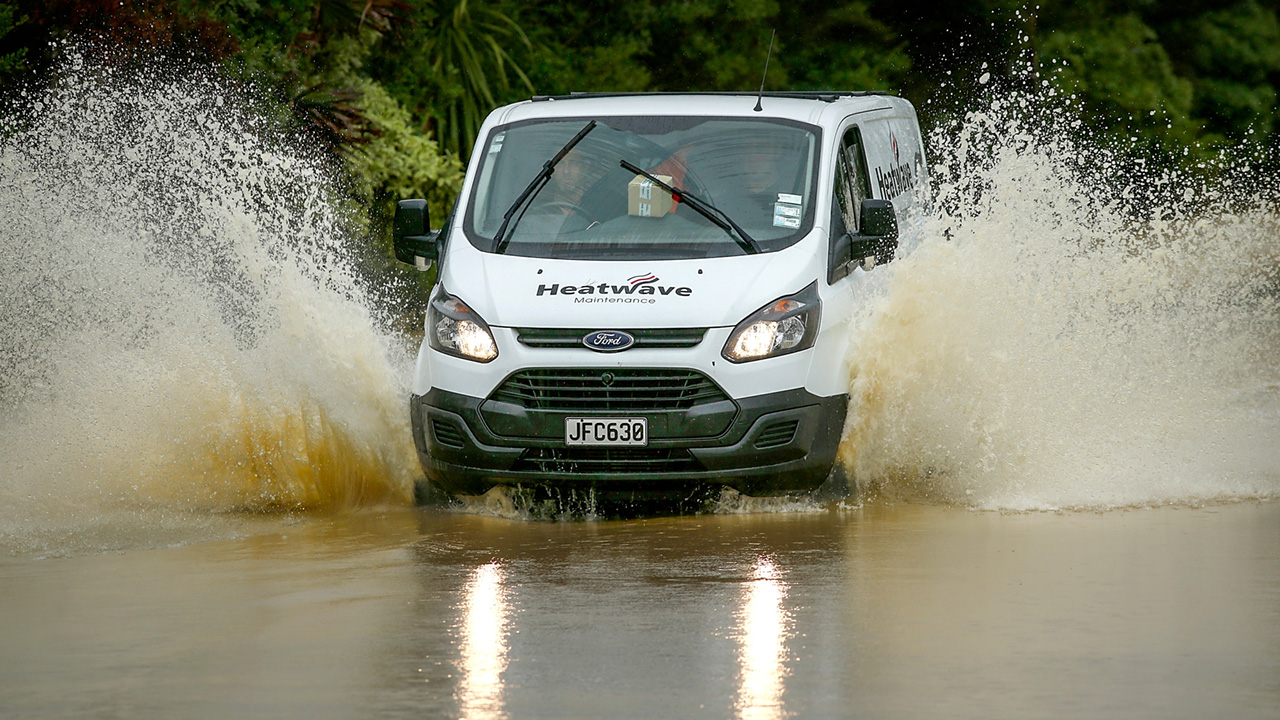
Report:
807,120,873,399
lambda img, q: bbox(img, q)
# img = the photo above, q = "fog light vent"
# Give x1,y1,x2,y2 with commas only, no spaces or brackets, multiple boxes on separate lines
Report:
754,420,799,449
431,418,466,448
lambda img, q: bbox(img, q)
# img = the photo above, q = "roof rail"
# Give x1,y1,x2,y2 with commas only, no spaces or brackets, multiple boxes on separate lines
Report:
529,91,893,103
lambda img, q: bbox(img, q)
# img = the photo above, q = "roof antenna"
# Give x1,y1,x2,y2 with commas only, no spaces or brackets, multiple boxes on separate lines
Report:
753,29,775,112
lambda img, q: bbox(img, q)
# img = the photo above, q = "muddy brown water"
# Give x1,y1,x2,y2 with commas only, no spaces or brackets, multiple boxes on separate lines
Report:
2,500,1277,719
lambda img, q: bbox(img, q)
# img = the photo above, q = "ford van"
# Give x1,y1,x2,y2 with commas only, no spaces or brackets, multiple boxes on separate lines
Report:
394,91,929,501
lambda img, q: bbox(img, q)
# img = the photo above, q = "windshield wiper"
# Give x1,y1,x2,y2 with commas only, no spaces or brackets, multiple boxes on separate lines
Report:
492,120,597,254
619,159,759,255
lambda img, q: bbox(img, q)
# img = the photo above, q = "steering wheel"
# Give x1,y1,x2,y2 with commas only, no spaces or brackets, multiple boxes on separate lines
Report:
539,200,589,216
542,200,597,223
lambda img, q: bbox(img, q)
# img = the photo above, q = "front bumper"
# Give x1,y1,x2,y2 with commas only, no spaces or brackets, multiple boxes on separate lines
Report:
410,386,848,497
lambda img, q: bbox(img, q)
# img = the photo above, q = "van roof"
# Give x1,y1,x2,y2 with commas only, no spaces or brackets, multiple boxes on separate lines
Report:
492,91,910,128
529,91,893,103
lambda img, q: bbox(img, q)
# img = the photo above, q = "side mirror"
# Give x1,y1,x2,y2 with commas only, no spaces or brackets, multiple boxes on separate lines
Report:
859,198,899,239
393,199,439,271
828,199,902,282
856,199,899,270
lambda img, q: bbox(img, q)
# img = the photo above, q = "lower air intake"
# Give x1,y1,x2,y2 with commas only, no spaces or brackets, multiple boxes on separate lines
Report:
512,447,702,474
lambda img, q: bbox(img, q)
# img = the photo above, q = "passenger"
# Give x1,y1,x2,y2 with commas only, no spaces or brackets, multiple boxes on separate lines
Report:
740,146,785,195
718,144,797,232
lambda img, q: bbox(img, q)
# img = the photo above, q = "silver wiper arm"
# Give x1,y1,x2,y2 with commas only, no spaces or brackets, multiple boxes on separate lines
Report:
493,120,597,254
619,159,759,255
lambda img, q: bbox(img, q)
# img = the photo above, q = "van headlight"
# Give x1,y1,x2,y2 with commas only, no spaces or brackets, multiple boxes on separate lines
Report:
722,282,821,363
429,290,498,362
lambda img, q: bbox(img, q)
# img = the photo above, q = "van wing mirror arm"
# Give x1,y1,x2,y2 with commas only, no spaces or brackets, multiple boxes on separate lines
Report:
830,232,884,279
829,232,854,283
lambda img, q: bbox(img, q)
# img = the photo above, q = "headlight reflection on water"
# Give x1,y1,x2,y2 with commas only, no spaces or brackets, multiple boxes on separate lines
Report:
456,561,511,720
735,556,792,720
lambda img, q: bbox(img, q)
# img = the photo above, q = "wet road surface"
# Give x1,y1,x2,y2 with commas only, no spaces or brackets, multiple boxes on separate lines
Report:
3,501,1279,719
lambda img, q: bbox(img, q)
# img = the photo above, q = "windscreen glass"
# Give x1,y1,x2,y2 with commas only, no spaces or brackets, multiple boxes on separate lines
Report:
464,116,820,259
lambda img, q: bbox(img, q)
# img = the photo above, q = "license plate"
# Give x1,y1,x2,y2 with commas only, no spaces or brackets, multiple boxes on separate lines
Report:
565,417,648,446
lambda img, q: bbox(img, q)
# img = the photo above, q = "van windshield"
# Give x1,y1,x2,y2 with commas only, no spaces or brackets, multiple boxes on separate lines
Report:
464,116,820,260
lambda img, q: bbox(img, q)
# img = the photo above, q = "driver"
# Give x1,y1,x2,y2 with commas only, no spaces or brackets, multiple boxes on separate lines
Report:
541,149,593,212
530,148,601,234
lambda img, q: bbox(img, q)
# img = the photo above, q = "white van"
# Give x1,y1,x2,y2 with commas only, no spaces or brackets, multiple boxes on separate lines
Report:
394,91,929,501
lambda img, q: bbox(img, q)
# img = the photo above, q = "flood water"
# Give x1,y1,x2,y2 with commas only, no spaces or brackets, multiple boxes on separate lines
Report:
2,501,1278,719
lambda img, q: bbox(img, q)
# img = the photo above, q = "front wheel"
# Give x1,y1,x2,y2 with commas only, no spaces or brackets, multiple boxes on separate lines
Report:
809,462,854,502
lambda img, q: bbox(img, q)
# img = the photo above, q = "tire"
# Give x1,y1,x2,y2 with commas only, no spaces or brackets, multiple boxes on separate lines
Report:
413,479,457,507
809,462,854,502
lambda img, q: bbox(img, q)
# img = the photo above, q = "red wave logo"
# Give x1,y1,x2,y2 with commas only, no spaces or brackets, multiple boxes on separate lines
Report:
628,273,658,286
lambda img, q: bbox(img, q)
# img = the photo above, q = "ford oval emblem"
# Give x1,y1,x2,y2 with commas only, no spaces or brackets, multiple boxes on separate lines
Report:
582,330,635,352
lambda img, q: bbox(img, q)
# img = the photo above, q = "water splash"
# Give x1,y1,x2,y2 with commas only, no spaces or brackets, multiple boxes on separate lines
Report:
842,91,1280,511
713,488,826,515
0,49,417,554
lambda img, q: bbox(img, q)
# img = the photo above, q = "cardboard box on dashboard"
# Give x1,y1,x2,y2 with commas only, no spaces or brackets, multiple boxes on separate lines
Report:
627,174,674,217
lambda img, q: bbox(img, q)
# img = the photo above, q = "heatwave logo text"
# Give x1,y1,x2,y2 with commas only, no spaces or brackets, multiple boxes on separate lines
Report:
536,273,693,304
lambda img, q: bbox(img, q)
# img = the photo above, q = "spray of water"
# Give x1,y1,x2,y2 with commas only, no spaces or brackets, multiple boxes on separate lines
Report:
0,50,418,553
5,50,1278,546
842,92,1280,511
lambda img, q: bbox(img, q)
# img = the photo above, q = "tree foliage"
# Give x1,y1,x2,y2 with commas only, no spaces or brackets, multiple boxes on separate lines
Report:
1162,0,1280,143
369,0,533,159
2,0,1277,235
0,1,27,80
1040,14,1199,152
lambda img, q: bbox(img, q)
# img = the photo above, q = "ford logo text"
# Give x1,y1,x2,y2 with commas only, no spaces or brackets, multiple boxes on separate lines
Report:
582,330,635,352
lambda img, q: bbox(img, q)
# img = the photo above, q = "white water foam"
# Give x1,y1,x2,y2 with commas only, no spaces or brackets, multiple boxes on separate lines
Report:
5,51,1278,546
0,50,418,555
841,92,1280,511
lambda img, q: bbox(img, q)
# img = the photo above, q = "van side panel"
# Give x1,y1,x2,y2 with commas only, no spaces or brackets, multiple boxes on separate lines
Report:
859,117,927,211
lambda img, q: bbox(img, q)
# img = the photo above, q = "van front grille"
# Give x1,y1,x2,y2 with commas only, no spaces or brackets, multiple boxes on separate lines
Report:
517,327,706,349
512,447,702,474
489,368,728,412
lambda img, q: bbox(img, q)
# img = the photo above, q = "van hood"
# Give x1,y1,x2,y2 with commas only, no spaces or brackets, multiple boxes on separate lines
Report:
438,237,822,329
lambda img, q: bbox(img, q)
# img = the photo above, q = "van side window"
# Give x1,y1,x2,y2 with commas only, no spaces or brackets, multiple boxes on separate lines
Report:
832,127,871,236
